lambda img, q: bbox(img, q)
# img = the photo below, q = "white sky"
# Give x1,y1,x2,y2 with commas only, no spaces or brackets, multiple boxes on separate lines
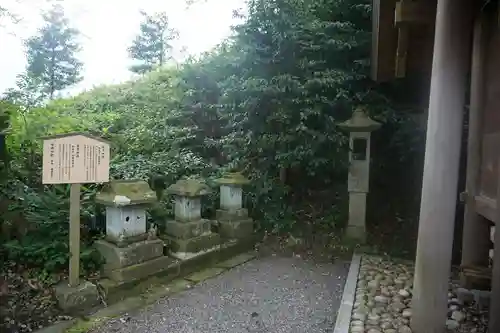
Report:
0,0,246,95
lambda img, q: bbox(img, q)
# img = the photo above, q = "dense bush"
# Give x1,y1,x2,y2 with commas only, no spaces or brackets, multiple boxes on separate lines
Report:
0,0,424,275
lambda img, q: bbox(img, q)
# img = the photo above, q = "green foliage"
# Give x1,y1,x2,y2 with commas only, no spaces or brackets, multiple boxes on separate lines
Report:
128,11,178,74
3,73,48,110
23,4,83,99
1,181,103,274
0,0,424,275
0,100,13,181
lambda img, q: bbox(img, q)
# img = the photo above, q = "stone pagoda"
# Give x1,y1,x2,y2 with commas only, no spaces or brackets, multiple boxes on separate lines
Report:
94,180,173,283
165,178,221,259
215,172,254,240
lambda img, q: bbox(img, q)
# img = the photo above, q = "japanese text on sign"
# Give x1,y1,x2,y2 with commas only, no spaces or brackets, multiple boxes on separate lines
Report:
42,135,110,184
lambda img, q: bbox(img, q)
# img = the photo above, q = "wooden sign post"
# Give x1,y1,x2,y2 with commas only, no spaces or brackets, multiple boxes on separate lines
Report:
42,133,110,287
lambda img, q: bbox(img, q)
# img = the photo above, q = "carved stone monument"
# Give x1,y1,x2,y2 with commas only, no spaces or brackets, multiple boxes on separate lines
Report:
94,180,173,283
165,178,221,259
215,172,254,240
338,107,381,242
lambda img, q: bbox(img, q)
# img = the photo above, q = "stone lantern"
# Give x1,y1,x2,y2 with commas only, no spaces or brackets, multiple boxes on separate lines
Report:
96,180,157,244
215,172,253,240
338,107,381,242
94,180,172,283
165,178,221,258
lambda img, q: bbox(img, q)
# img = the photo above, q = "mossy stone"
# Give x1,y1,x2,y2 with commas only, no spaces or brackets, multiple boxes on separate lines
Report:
215,172,250,186
96,180,157,206
167,179,211,197
168,233,221,253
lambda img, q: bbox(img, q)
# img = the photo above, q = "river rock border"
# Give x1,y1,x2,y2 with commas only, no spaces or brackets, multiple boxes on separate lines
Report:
333,254,488,333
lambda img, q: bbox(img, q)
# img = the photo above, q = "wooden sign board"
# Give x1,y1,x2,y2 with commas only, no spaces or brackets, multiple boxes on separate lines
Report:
42,133,110,184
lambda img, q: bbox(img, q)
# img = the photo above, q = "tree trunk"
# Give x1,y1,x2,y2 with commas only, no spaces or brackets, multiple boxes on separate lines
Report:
50,50,56,100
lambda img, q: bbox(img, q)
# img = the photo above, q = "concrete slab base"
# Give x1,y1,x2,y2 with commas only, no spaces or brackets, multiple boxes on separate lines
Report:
215,252,256,269
185,267,225,283
100,236,257,304
54,280,101,315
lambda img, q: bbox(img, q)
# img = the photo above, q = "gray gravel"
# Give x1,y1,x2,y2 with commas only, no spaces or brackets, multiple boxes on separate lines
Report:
91,255,348,333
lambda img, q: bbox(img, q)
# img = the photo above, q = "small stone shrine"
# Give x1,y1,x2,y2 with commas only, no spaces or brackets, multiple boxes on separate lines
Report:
215,172,254,240
94,180,172,283
165,178,221,259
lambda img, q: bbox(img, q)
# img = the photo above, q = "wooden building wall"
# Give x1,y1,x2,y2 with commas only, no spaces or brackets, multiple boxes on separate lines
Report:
477,15,500,222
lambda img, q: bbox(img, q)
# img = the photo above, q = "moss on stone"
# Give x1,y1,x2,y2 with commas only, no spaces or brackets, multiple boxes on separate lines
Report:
96,180,157,206
215,172,250,186
168,233,221,253
166,178,211,197
65,316,114,333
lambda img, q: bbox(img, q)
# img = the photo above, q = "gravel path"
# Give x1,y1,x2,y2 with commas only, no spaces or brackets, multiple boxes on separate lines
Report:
91,255,348,333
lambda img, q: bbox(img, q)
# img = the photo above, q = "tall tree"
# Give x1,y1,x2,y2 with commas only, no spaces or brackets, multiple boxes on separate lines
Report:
128,11,178,74
24,4,83,99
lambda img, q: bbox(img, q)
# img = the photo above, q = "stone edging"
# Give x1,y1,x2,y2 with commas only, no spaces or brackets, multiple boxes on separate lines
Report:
334,253,362,333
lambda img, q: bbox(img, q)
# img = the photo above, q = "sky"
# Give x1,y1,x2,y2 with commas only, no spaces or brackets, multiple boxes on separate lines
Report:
0,0,246,95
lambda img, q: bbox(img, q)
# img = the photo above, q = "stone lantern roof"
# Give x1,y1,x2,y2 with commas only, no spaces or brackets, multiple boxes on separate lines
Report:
338,107,382,132
96,180,157,206
215,172,250,186
166,178,211,197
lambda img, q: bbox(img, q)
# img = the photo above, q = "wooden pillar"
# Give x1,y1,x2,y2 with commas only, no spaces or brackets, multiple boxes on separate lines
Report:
410,0,473,332
490,159,500,333
461,11,490,269
69,183,81,287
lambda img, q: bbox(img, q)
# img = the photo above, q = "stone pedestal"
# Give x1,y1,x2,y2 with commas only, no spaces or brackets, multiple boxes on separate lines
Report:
95,180,175,283
54,280,100,314
345,192,367,242
165,179,221,258
215,172,254,240
216,209,254,239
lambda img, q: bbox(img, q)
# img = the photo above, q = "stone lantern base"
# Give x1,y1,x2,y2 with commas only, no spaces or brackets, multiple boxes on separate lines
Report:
165,219,212,239
95,237,174,283
163,218,222,257
164,179,223,258
216,208,254,240
345,225,367,243
54,280,100,314
166,233,221,255
164,218,221,256
344,191,368,243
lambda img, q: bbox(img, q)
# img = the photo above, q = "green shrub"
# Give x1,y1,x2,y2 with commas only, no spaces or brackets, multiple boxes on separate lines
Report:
1,182,104,274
